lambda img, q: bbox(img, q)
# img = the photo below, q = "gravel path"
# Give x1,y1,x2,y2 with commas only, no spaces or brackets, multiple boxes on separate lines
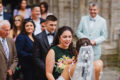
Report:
100,67,120,80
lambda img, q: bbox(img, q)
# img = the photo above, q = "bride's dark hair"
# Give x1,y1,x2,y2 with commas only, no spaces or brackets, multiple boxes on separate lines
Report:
76,38,91,54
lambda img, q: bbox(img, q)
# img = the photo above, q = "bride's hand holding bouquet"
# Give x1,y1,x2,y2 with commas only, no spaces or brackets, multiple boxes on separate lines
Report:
56,55,75,73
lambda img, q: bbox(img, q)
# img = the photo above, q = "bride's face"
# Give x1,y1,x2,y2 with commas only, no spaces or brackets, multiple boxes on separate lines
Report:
59,30,72,48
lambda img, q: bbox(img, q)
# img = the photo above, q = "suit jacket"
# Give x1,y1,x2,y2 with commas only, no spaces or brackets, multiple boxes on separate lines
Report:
15,34,34,69
3,12,13,26
76,15,107,60
33,30,55,80
0,37,18,80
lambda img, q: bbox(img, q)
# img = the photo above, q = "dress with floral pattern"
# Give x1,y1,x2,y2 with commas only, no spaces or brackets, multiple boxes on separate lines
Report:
51,46,74,79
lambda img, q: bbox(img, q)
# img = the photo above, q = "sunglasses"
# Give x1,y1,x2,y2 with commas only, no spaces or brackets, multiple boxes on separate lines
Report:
14,19,21,21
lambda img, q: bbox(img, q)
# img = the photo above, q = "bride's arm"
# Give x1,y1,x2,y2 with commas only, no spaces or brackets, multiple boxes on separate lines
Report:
61,63,77,80
46,49,55,80
61,65,70,80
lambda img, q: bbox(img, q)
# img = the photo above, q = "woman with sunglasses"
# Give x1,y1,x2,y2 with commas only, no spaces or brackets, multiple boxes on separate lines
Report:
8,15,24,41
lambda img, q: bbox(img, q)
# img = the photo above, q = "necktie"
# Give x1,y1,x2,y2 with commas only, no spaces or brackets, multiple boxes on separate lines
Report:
2,39,9,61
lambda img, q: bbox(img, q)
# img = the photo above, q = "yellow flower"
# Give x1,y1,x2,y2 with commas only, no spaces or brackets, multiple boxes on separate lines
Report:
62,55,66,58
65,57,70,60
58,58,63,62
56,55,74,73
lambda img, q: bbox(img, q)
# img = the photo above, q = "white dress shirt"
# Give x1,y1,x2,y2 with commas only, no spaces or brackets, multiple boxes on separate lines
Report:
0,37,9,61
89,20,94,29
0,11,4,20
33,19,42,35
89,15,97,29
45,30,54,45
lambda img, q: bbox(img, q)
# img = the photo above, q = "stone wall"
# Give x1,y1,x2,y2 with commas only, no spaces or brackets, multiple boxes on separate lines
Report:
118,36,120,67
100,0,111,41
101,53,119,67
111,0,120,41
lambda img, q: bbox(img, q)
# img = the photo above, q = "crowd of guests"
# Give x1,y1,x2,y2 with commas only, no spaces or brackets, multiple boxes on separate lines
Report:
0,0,107,80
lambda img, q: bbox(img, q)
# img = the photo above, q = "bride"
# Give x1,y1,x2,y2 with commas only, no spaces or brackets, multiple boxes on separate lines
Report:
57,38,95,80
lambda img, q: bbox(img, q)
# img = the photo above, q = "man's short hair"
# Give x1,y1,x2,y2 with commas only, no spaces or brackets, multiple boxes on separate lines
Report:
31,4,40,10
88,2,99,9
0,20,10,29
46,15,57,22
40,19,46,24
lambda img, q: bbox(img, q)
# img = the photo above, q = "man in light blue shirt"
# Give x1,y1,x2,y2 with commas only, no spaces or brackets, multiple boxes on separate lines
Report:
76,2,107,80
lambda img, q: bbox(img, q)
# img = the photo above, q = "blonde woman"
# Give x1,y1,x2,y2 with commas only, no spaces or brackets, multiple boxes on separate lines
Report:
8,15,24,41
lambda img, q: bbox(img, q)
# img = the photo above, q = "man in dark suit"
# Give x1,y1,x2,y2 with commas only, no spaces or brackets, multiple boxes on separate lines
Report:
33,15,57,80
0,2,13,27
0,20,18,80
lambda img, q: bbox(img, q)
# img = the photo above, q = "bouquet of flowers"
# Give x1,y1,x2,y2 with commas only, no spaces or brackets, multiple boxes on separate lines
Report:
55,55,75,73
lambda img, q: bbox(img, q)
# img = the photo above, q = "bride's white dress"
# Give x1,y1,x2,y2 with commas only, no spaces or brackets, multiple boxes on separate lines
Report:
57,46,94,80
